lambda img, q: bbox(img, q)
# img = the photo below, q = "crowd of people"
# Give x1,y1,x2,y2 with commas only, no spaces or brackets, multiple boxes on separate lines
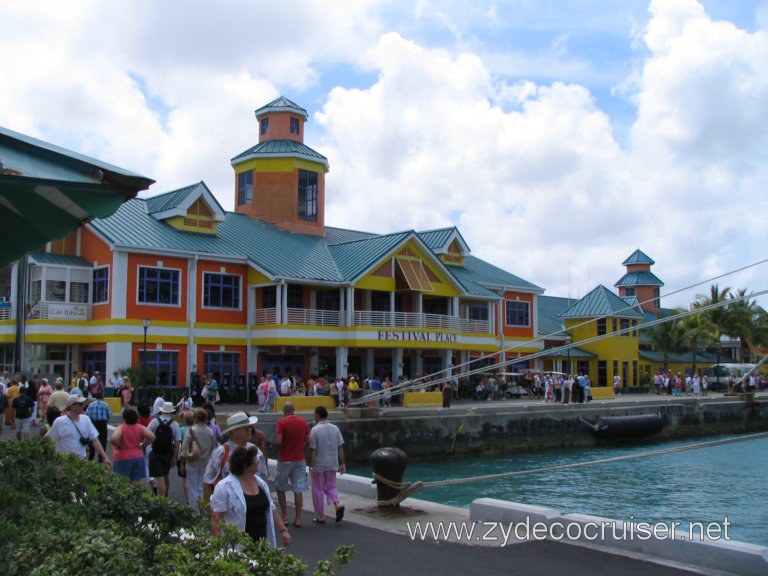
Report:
2,369,347,551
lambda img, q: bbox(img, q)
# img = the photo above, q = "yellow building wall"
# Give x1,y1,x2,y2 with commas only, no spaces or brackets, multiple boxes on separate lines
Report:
565,318,639,386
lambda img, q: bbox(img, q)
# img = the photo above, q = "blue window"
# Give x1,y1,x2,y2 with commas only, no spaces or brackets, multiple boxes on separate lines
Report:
298,169,318,222
138,267,179,305
260,118,269,135
204,351,240,387
203,273,240,309
505,300,530,327
238,171,253,206
82,350,106,378
290,117,300,134
138,350,178,387
92,267,109,303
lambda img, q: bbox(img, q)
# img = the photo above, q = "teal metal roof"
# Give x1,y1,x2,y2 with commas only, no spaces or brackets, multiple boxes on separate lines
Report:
89,188,542,294
417,227,470,254
622,249,655,266
146,182,201,214
615,271,664,287
328,232,411,281
254,96,308,120
452,255,543,294
231,139,329,170
560,285,645,319
28,252,92,267
540,346,595,358
639,349,718,364
537,295,573,337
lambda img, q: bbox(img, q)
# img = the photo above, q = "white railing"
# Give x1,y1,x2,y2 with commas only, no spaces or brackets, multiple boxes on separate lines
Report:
354,310,489,333
286,308,341,326
253,307,278,325
0,305,12,321
252,307,489,334
26,301,92,321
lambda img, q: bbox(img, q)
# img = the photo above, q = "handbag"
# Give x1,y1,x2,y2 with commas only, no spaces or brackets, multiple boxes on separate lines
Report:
183,428,201,461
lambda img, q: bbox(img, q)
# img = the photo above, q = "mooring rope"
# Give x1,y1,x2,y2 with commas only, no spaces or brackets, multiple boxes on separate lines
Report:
373,432,768,498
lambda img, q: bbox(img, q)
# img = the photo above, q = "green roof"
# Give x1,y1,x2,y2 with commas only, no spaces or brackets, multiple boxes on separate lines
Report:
146,182,203,214
28,252,92,268
622,249,655,266
254,96,308,120
615,271,664,288
231,139,329,171
418,227,470,254
89,188,543,296
560,285,645,319
537,295,572,337
639,349,718,364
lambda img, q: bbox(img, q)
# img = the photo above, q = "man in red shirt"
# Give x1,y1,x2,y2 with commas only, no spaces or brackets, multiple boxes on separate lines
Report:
275,402,310,527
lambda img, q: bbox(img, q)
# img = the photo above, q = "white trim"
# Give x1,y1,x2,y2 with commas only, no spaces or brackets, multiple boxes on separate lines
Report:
136,264,183,308
112,252,127,319
201,271,243,311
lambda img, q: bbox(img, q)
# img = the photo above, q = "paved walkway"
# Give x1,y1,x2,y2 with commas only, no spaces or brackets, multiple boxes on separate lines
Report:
6,393,756,575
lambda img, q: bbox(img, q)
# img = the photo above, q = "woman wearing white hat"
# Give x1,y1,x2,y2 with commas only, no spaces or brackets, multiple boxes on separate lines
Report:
202,412,267,502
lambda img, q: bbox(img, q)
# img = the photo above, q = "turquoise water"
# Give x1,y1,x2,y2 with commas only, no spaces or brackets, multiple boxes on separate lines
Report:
350,435,768,546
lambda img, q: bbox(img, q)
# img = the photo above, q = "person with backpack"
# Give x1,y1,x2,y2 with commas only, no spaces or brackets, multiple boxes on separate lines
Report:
146,402,180,497
12,389,35,440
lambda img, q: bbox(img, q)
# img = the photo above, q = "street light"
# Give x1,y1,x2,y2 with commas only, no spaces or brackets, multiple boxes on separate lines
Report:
142,318,151,387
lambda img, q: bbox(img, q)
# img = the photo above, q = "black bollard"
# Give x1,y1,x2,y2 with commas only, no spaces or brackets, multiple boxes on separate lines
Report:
371,447,408,507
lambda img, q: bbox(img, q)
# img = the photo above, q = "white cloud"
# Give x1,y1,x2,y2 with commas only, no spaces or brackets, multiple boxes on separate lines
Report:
0,0,766,310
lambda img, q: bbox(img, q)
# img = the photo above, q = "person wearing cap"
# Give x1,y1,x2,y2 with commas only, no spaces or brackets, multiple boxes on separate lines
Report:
45,396,111,468
146,402,180,497
203,411,266,503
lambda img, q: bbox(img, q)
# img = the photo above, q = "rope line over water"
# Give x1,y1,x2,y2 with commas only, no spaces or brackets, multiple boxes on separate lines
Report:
375,432,768,495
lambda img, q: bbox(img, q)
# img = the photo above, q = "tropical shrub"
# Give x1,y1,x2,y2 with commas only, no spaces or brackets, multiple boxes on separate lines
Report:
0,438,353,575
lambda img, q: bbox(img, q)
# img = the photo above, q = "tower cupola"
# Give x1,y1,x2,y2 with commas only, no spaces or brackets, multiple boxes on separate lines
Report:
614,249,664,312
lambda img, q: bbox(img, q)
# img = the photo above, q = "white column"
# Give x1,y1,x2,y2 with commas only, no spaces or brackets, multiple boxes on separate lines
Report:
111,251,128,319
336,346,348,378
441,349,453,379
106,342,132,375
187,258,197,385
489,301,495,334
452,297,460,318
310,348,319,375
281,283,288,324
275,283,283,324
393,348,403,384
247,286,256,374
459,350,469,376
346,287,355,326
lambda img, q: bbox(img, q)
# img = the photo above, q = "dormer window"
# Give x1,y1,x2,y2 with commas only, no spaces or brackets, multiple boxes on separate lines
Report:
260,118,269,135
290,117,300,134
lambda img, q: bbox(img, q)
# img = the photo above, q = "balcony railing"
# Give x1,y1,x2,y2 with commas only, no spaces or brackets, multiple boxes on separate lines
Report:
354,310,489,333
26,301,92,321
251,307,490,333
0,305,13,321
286,308,342,326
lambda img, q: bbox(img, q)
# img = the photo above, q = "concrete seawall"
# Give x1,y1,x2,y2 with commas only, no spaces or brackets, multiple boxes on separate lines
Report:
251,395,768,462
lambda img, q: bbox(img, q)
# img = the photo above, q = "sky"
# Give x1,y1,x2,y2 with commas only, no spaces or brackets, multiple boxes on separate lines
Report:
2,0,768,309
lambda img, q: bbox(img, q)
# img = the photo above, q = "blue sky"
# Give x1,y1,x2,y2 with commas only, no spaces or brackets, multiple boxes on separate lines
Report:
1,0,767,309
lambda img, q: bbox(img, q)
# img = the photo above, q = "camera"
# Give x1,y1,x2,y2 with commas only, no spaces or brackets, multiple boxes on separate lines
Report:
79,437,91,446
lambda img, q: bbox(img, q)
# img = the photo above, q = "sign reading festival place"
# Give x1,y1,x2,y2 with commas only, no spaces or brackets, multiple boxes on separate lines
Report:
377,330,457,343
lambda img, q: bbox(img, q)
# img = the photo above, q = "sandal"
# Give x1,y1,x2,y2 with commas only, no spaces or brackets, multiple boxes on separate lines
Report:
335,506,345,523
313,518,326,524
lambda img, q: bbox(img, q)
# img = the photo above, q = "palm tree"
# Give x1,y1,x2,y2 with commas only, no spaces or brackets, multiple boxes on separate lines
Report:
694,284,732,368
647,309,688,369
728,289,768,363
681,312,717,376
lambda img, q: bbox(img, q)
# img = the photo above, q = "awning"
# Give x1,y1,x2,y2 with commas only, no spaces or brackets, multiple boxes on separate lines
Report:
396,256,434,292
0,126,154,266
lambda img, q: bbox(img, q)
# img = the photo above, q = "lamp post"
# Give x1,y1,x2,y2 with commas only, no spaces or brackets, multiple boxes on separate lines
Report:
142,318,151,387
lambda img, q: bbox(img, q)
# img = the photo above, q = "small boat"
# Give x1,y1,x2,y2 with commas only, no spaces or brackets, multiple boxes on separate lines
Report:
579,414,664,439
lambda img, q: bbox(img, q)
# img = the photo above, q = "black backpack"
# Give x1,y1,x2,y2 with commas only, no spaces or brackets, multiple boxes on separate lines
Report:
14,395,33,419
152,418,174,455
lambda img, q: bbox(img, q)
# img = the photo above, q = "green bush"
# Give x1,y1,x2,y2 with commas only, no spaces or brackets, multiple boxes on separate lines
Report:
0,438,353,575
